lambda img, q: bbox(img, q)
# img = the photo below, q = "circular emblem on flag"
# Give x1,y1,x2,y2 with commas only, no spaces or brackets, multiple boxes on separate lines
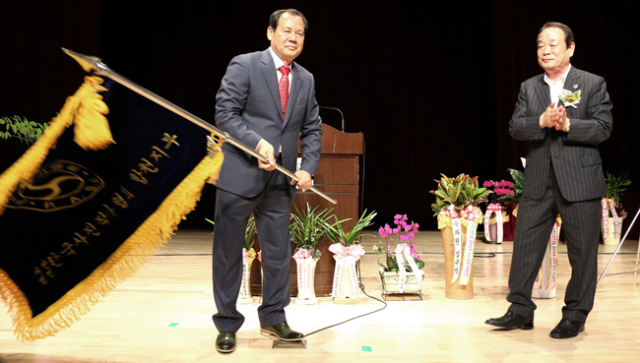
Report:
6,159,105,212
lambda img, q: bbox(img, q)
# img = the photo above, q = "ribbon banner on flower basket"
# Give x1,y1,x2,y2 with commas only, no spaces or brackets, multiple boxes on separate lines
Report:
329,244,363,298
601,198,620,239
459,205,482,286
484,203,503,243
444,204,464,284
237,249,256,304
292,249,317,300
533,217,560,290
394,243,423,293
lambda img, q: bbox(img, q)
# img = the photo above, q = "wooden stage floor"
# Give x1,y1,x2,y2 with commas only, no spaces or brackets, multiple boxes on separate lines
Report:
2,229,640,363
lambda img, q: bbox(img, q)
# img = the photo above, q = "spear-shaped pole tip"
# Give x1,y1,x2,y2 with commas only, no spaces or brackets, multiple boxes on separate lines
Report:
62,48,103,73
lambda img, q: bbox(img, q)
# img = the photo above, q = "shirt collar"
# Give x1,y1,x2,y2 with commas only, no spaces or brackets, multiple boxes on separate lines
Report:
269,47,290,71
544,64,572,86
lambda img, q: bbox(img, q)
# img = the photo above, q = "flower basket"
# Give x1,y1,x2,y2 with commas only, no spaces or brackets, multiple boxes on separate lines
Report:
431,174,491,299
481,179,517,244
293,248,318,305
532,216,561,299
372,214,424,300
379,268,424,300
602,173,631,245
237,248,256,304
325,210,376,303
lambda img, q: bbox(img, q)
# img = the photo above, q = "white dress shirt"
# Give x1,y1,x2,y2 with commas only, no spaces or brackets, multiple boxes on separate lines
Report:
269,46,292,92
544,64,572,105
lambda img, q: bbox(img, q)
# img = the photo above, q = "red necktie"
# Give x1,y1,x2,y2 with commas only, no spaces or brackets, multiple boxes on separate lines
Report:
278,66,290,120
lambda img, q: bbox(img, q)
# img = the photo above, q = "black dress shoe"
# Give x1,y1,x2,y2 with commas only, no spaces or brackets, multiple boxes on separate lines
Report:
260,321,304,341
485,311,534,330
550,318,585,339
215,331,236,353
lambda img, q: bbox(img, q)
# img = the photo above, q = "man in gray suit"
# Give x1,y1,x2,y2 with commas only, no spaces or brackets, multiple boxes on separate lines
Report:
212,9,322,353
486,22,613,338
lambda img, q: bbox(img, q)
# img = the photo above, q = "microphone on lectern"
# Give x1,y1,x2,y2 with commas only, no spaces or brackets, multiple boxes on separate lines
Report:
319,106,345,132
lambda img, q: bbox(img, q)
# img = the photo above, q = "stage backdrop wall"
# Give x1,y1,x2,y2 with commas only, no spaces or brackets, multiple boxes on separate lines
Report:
1,1,638,237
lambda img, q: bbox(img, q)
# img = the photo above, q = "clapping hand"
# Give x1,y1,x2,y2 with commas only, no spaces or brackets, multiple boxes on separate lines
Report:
540,102,569,132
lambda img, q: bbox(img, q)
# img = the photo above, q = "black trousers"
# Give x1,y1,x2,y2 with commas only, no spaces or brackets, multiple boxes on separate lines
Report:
212,171,293,332
507,166,601,323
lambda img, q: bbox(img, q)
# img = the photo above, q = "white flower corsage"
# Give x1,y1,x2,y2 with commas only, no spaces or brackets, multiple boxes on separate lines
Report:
559,89,581,108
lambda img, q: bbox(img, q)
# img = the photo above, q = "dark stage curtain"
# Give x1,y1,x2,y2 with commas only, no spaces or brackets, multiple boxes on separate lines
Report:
0,1,101,171
1,1,638,236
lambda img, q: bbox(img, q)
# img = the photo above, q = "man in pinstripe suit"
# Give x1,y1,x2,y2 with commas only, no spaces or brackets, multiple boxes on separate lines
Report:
485,22,613,339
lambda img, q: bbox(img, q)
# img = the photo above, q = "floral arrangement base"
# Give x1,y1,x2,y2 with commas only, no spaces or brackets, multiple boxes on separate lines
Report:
295,297,318,305
294,257,318,305
532,287,556,299
532,219,560,299
441,226,475,300
379,268,424,301
602,217,625,245
483,222,502,244
237,250,255,305
333,296,360,304
331,256,360,301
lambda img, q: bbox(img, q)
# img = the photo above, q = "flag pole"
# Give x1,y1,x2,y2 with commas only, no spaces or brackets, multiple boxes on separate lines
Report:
62,48,336,205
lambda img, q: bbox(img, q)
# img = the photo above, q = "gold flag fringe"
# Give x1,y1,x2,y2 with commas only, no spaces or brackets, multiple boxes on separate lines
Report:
0,144,224,342
0,75,113,215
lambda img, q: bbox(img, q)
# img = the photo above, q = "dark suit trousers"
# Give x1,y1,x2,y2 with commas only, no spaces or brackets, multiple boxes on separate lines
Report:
212,171,292,332
507,166,601,323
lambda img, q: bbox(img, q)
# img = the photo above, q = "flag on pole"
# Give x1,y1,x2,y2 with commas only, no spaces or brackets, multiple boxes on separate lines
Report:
0,75,223,341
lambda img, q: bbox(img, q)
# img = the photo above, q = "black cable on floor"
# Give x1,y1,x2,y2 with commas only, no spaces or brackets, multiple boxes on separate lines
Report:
474,252,496,258
301,283,388,338
302,249,387,338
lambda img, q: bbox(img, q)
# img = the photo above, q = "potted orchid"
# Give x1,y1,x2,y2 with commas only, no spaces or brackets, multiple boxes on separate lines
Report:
325,210,376,300
430,174,490,300
481,180,515,243
373,214,424,298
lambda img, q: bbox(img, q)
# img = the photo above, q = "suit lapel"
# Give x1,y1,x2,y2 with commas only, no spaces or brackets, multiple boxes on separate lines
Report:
283,62,303,128
562,67,581,118
260,49,283,118
534,75,551,111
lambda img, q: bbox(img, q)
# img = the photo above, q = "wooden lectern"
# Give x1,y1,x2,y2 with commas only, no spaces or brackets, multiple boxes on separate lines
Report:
250,124,364,296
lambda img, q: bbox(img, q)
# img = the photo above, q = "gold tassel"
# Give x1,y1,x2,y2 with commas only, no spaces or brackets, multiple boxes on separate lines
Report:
1,143,224,342
0,76,113,215
73,76,114,150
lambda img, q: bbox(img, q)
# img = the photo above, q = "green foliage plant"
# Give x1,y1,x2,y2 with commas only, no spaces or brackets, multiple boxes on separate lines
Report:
0,116,48,144
244,214,257,251
604,172,631,213
290,203,340,259
430,173,492,216
325,209,376,247
505,168,524,205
